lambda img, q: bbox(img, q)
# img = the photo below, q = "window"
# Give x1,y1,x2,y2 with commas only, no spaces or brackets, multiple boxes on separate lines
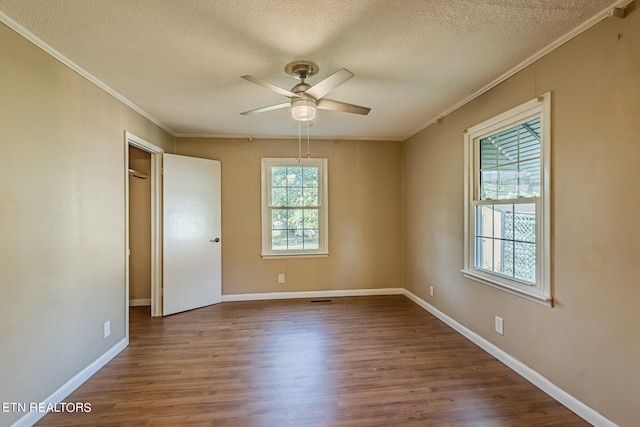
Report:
261,158,328,257
463,93,551,304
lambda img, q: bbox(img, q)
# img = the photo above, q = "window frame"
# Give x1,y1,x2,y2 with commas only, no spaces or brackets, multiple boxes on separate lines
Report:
261,157,329,258
462,93,552,305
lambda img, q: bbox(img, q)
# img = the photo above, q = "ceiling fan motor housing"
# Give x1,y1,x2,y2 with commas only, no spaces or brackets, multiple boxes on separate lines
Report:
291,82,311,96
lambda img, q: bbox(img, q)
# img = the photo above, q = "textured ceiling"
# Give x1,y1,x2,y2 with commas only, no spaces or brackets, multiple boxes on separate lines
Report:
0,0,623,140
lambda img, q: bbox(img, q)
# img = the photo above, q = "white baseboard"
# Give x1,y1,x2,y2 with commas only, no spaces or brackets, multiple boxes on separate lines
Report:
222,287,404,302
129,298,151,306
11,338,128,427
402,289,617,427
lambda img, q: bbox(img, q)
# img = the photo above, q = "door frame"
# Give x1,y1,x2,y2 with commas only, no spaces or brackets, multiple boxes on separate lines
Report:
124,132,164,330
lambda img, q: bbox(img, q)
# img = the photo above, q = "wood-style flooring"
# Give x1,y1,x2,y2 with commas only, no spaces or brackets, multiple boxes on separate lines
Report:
37,295,589,426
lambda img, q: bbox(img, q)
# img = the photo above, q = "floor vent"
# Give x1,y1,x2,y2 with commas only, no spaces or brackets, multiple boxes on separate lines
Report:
310,299,333,303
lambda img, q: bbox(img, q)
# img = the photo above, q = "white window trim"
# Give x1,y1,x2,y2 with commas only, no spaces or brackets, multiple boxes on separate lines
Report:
462,93,552,306
261,157,329,258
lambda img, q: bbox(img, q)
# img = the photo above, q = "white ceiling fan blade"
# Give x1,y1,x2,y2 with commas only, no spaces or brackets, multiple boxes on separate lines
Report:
305,68,354,100
240,102,290,115
241,75,300,98
317,98,371,115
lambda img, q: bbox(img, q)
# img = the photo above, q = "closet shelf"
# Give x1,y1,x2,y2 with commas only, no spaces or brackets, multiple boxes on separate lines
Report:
128,168,148,180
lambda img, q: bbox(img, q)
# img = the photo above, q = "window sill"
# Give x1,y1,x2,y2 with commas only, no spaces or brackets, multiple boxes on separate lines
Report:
262,252,329,259
461,269,553,307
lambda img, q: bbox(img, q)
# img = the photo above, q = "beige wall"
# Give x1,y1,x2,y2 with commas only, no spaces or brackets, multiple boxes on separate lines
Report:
176,137,403,295
403,11,640,426
0,22,174,425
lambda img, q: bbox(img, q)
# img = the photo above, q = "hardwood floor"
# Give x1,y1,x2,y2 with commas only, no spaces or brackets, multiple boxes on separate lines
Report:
37,295,589,426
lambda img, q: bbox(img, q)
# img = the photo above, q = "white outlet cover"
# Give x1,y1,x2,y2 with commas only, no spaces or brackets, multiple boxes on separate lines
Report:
495,316,504,335
104,321,111,338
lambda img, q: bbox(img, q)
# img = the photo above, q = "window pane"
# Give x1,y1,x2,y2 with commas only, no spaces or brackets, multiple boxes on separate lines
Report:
475,237,494,272
514,204,536,243
303,167,319,207
480,170,498,200
495,127,519,165
288,211,304,249
303,228,319,250
272,229,288,250
303,187,318,206
475,205,494,238
303,224,319,248
303,167,318,187
514,242,536,283
286,209,302,230
286,167,302,186
498,238,515,277
288,188,303,207
272,167,287,187
303,209,318,229
518,159,541,197
495,204,514,241
272,209,287,230
287,235,303,250
271,187,287,207
495,205,513,276
480,137,498,169
518,118,541,161
496,165,518,199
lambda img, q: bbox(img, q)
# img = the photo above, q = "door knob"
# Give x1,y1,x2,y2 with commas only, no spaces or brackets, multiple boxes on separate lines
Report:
210,237,220,243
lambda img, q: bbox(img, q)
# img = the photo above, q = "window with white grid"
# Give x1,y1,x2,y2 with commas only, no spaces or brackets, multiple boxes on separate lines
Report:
463,94,551,304
261,158,328,257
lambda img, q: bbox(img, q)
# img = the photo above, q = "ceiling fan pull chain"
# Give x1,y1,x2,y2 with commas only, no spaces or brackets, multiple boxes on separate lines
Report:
307,123,311,158
297,120,302,162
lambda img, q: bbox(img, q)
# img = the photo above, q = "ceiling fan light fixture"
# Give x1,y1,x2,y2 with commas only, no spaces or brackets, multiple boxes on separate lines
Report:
241,61,369,121
291,98,316,122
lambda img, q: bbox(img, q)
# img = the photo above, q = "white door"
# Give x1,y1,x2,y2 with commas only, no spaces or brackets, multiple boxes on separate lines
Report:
163,153,222,316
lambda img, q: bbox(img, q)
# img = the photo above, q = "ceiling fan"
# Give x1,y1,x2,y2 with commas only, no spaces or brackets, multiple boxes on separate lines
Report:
240,60,371,122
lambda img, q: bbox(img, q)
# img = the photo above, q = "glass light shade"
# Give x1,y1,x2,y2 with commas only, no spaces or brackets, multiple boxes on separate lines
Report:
291,98,316,122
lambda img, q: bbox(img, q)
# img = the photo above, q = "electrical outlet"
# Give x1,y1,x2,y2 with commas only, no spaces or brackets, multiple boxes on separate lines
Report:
495,316,504,335
429,286,434,297
103,321,111,338
278,273,285,284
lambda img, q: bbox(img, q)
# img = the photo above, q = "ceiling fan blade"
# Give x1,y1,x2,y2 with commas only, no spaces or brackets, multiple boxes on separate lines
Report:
241,75,300,98
317,98,371,116
305,68,354,100
240,102,290,115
